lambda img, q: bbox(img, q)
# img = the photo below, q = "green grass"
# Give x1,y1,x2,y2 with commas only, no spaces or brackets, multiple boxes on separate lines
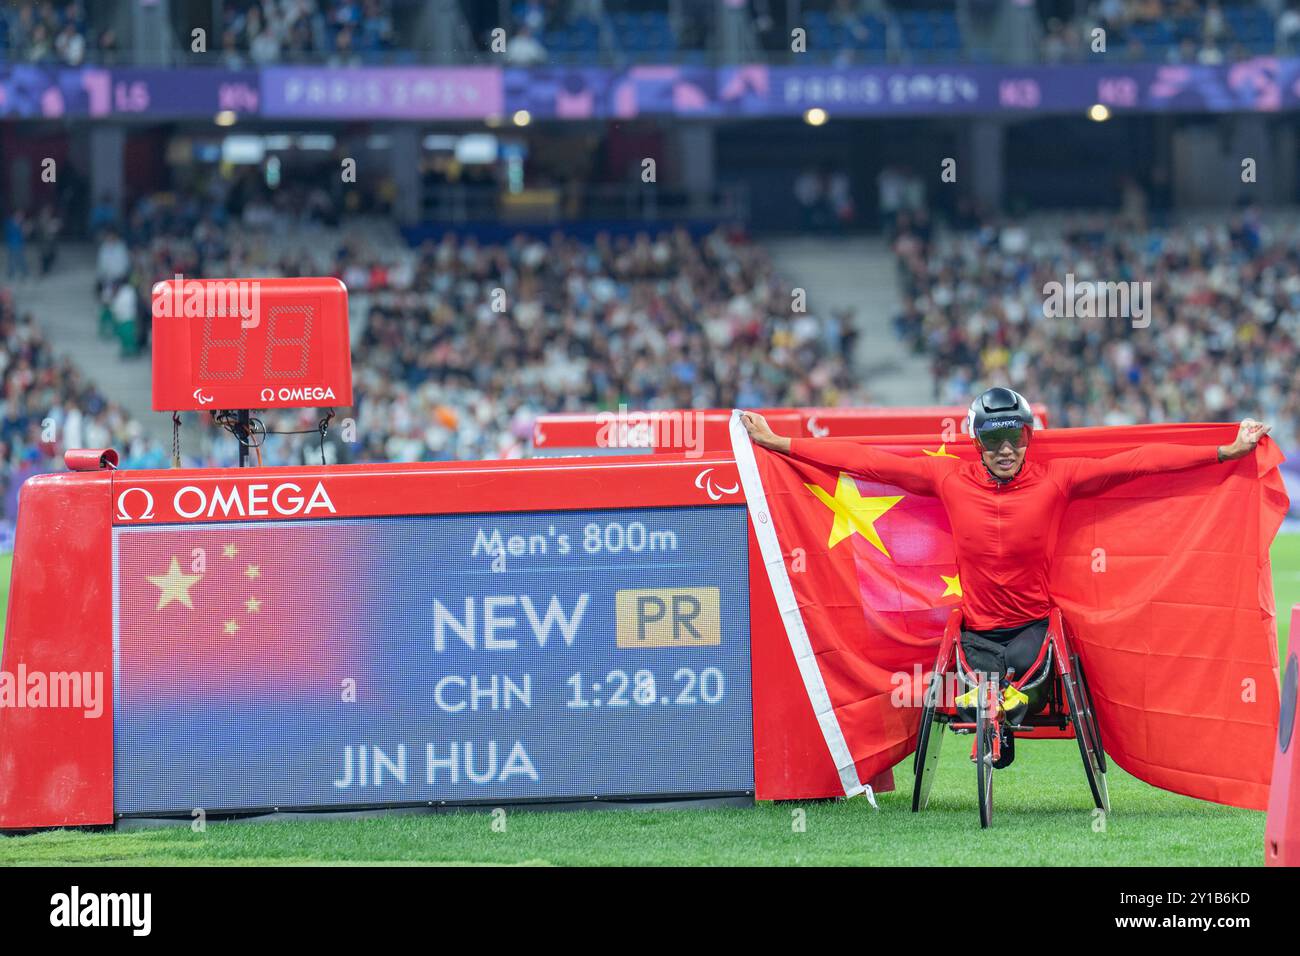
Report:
1274,532,1300,656
0,740,1265,866
0,535,1296,866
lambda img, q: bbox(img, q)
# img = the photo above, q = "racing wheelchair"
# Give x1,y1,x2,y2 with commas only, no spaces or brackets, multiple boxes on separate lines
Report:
911,607,1108,828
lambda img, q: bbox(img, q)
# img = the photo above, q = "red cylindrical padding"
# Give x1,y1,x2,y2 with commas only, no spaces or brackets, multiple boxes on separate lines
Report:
64,448,119,471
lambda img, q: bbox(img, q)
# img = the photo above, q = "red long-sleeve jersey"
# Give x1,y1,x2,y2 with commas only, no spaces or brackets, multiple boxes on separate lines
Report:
787,438,1222,630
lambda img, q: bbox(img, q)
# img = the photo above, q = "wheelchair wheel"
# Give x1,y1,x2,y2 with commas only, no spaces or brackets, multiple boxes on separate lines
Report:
1072,653,1107,773
975,682,995,829
912,672,947,812
1063,667,1109,813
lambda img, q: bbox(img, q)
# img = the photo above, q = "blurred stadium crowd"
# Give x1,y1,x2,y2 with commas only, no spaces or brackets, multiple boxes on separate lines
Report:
891,208,1300,454
0,0,396,66
5,191,1298,492
2,179,866,496
6,1,1300,67
211,0,397,68
0,286,154,537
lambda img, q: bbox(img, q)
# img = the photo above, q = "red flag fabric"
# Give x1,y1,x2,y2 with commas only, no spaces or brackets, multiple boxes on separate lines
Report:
731,415,1289,810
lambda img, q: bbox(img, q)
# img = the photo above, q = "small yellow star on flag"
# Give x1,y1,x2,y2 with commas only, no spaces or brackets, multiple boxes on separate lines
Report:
223,619,240,636
806,473,902,556
940,572,963,598
245,597,262,614
223,544,239,558
147,557,202,610
924,444,960,459
244,564,261,580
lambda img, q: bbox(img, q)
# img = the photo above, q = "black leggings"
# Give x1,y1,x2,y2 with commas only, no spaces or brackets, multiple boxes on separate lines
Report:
960,617,1050,681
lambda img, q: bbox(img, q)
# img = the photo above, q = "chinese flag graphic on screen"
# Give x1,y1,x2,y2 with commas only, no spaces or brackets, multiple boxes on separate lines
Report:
116,525,363,706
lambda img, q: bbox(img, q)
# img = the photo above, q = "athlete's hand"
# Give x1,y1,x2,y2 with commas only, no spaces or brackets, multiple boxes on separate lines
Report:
740,411,791,454
1219,418,1271,461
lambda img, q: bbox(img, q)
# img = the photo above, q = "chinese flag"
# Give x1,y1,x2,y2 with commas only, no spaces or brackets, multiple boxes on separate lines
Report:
732,415,1289,810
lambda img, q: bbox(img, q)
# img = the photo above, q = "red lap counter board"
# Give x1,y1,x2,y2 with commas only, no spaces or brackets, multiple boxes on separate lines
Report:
0,453,884,829
531,404,1051,456
151,276,353,411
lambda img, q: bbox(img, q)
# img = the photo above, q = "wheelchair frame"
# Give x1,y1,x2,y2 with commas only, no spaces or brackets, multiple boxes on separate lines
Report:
911,607,1109,828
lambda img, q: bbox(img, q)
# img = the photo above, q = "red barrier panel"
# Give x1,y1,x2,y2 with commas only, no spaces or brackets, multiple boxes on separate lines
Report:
0,452,890,830
1266,605,1300,866
531,409,802,456
531,404,1051,455
0,473,115,829
797,404,1051,437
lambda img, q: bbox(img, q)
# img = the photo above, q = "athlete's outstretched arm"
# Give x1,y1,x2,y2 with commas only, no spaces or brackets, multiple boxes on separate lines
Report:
738,410,946,495
1056,418,1270,497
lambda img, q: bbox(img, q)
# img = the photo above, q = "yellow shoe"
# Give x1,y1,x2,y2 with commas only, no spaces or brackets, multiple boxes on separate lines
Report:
1001,686,1029,712
955,686,981,710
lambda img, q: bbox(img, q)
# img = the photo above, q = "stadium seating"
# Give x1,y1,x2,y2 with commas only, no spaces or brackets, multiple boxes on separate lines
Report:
4,0,1292,67
889,212,1300,456
539,16,602,64
804,11,889,63
896,10,963,62
609,11,677,61
0,191,869,477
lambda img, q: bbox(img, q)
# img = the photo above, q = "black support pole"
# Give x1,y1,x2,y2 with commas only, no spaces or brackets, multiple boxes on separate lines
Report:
238,409,250,467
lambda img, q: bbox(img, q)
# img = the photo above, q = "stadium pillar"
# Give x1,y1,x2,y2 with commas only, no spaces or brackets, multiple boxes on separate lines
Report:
429,0,462,64
87,126,126,229
389,126,422,227
1230,116,1281,205
130,0,173,66
718,0,751,64
965,120,1005,214
1173,118,1274,207
675,125,716,215
1277,124,1298,204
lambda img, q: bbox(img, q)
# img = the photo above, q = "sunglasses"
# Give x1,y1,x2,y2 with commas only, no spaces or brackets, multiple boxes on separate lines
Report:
975,425,1029,452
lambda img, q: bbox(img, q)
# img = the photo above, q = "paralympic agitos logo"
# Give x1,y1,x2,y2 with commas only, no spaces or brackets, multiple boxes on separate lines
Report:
115,481,337,522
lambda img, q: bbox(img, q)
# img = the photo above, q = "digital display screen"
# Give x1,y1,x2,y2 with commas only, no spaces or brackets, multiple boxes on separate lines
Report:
112,507,753,815
192,303,323,385
151,276,353,412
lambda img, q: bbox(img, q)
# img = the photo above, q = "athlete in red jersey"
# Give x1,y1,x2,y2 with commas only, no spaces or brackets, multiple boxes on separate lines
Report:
741,389,1270,765
741,391,1268,630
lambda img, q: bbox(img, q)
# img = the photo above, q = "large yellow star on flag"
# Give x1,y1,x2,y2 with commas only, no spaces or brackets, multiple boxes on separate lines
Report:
806,473,903,556
924,444,960,459
147,557,202,610
940,572,962,598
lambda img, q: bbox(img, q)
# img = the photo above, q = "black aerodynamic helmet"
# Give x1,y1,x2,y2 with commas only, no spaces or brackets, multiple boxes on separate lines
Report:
967,387,1035,452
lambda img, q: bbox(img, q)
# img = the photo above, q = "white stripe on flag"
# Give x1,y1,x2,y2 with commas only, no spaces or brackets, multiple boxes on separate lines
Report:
729,410,875,807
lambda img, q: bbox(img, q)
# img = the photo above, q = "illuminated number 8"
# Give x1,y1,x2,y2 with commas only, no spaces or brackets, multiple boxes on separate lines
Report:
198,314,247,380
265,305,313,379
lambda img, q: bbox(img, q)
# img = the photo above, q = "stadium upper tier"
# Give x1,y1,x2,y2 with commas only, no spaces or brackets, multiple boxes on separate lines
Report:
5,206,1299,490
0,200,870,498
890,209,1300,457
0,1,1289,69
